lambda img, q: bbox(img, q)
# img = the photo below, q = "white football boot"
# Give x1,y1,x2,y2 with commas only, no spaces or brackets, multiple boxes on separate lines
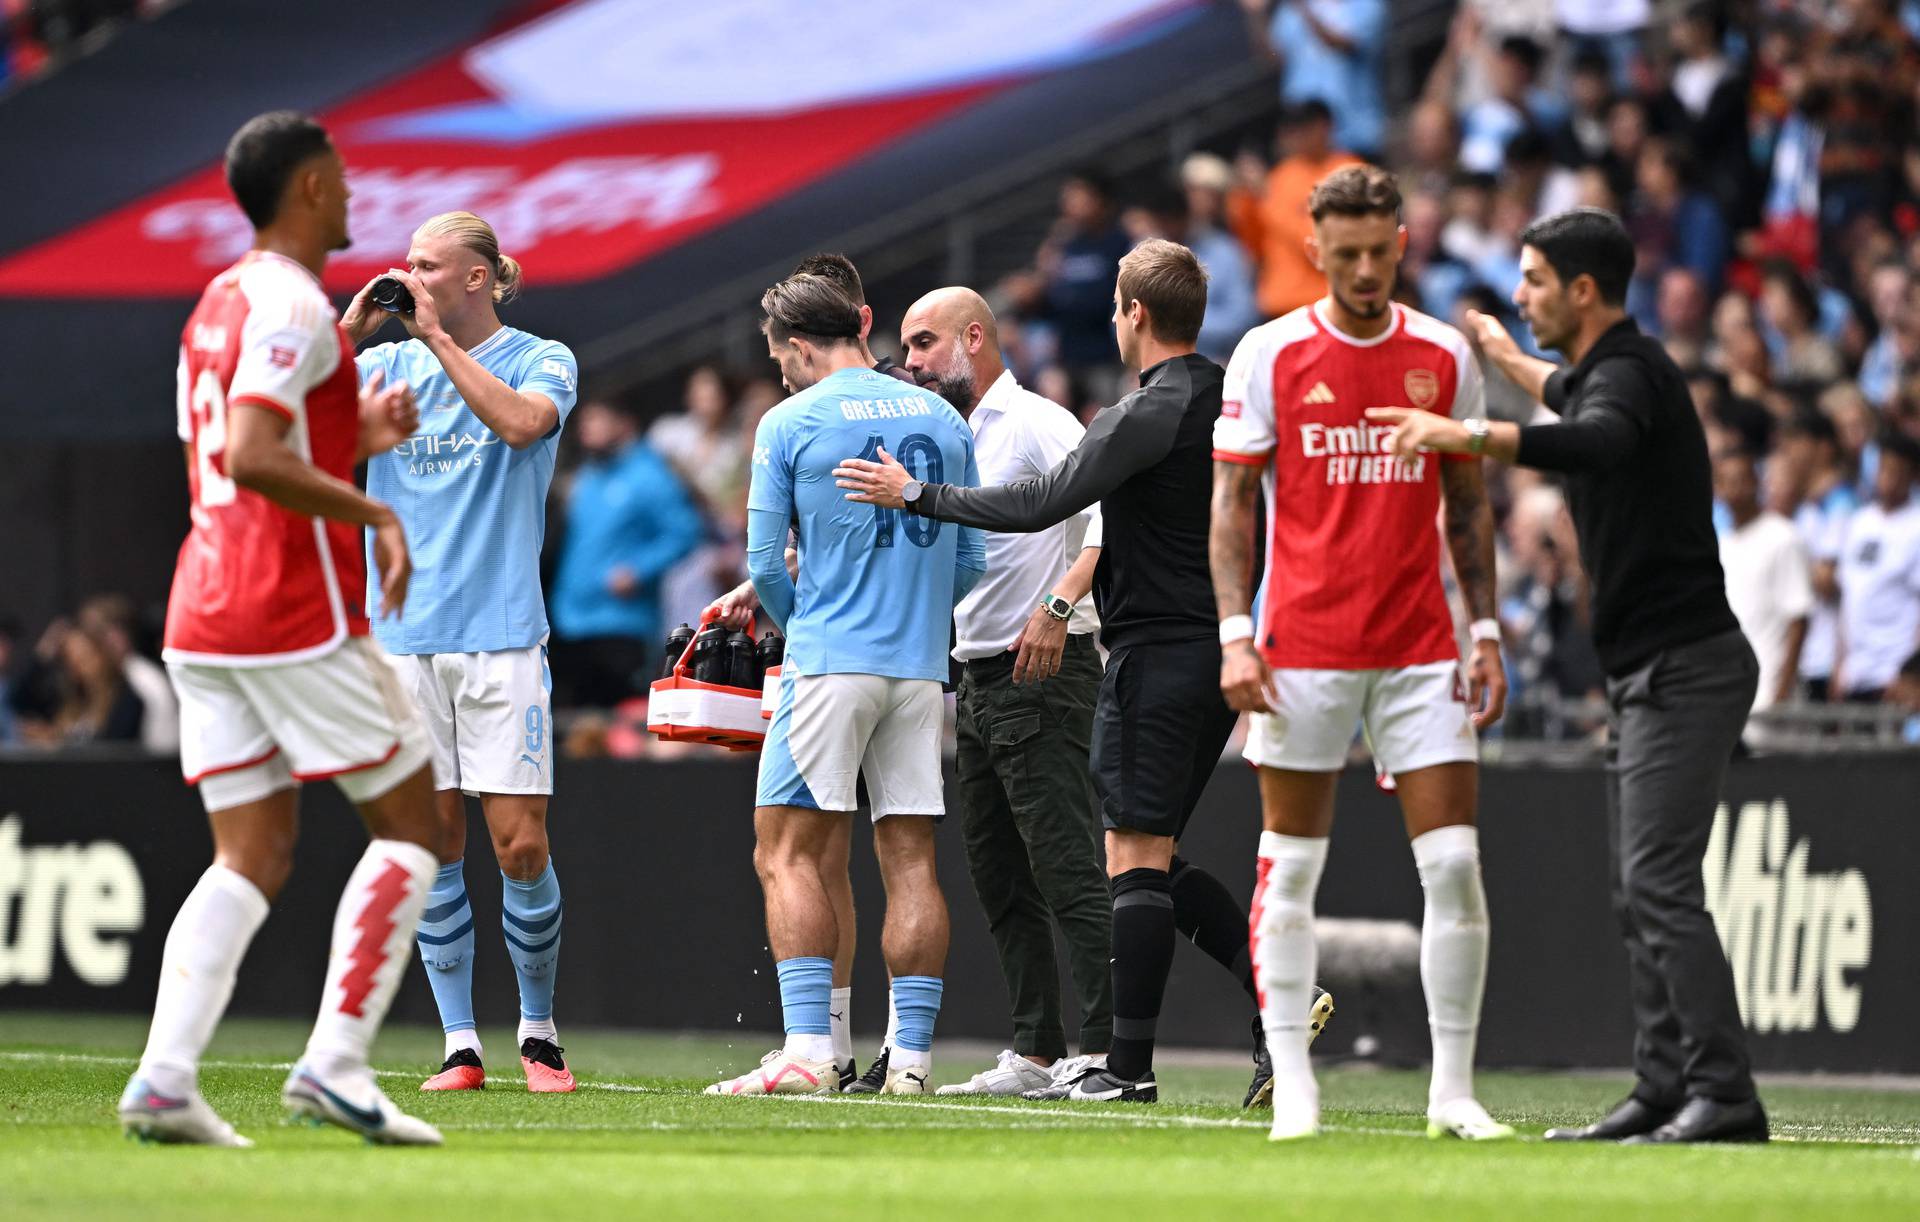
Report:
878,1062,932,1095
1427,1097,1517,1141
119,1077,251,1148
704,1048,839,1097
282,1061,443,1145
936,1049,1054,1096
1268,1081,1320,1142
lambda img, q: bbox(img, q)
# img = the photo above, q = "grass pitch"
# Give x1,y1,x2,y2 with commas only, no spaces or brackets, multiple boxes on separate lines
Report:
4,1012,1918,1221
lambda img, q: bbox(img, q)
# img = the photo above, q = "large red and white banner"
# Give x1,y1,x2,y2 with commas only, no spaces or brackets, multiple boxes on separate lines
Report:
0,0,1199,298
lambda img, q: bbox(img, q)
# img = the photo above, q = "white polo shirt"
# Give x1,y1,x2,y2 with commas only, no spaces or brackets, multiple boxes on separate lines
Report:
1719,510,1812,712
952,370,1102,661
1837,498,1920,693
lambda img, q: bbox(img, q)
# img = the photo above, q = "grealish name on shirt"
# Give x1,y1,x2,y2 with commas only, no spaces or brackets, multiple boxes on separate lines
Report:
839,397,934,422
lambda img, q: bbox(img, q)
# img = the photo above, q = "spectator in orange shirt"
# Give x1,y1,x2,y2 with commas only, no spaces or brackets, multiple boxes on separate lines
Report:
1248,101,1361,319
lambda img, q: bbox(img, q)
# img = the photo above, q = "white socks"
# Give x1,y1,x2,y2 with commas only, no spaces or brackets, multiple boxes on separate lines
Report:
1250,832,1328,1110
302,839,436,1080
891,1047,930,1072
1249,823,1490,1121
449,1021,569,1060
830,987,853,1065
785,1033,837,1063
445,1027,483,1060
881,982,898,1052
1412,825,1489,1110
135,865,270,1097
518,1016,557,1046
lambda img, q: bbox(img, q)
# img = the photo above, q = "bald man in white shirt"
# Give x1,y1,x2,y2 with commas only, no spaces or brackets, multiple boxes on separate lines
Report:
893,288,1114,1098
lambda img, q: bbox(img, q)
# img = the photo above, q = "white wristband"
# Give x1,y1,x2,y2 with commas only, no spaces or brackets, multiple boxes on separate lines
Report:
1470,618,1501,644
1219,614,1255,645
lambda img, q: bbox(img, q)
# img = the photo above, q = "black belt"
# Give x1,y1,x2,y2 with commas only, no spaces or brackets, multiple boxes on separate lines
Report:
960,632,1096,673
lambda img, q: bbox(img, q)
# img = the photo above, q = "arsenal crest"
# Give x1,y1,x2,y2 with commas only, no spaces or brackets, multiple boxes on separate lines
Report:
1404,369,1440,410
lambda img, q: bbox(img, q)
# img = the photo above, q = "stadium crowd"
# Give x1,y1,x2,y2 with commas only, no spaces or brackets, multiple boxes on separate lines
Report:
544,0,1920,745
6,0,1920,752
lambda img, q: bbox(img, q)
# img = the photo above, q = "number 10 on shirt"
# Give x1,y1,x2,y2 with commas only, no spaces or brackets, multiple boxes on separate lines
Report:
856,432,944,549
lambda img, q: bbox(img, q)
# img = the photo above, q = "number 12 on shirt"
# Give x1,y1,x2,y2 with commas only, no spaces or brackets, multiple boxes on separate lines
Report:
856,432,944,549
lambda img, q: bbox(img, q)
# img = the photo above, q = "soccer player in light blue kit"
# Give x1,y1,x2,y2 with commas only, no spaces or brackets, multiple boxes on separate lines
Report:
342,211,579,1093
706,273,985,1096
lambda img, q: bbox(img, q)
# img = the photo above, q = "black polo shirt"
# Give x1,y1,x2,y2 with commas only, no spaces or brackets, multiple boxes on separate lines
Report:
1515,319,1740,676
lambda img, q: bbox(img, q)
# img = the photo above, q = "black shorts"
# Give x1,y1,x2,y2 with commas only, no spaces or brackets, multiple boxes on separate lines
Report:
1091,638,1239,839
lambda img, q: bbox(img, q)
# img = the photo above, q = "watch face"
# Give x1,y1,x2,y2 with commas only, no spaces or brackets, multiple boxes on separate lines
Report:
902,479,923,502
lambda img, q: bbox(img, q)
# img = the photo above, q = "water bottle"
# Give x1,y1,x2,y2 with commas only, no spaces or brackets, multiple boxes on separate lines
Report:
660,623,696,678
725,630,759,689
690,622,730,684
756,631,785,677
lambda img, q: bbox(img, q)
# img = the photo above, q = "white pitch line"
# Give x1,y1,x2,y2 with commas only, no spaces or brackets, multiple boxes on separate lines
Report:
572,1077,1407,1135
783,1090,1266,1131
449,1118,1124,1134
6,1051,1916,1146
0,1050,416,1082
1,1050,1382,1136
581,1079,1316,1134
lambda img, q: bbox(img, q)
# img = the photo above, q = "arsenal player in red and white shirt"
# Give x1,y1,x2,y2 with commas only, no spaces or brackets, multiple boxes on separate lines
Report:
1209,165,1513,1143
120,111,443,1149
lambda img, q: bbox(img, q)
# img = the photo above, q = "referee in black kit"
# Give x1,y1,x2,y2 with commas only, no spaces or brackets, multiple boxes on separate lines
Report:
837,239,1264,1103
1371,208,1767,1145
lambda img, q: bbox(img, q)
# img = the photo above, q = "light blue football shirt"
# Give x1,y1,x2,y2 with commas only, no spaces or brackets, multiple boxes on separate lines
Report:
747,367,984,683
359,326,578,655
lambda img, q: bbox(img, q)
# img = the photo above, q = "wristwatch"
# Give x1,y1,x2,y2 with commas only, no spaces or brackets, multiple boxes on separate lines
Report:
901,478,925,513
1463,418,1490,455
1040,594,1072,622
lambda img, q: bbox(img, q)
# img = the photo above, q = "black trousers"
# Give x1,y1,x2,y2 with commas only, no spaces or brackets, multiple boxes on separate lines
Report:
1604,628,1760,1106
955,635,1113,1059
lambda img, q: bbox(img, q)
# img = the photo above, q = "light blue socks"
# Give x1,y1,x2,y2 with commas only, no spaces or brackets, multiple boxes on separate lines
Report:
890,975,943,1069
416,860,477,1049
502,862,562,1038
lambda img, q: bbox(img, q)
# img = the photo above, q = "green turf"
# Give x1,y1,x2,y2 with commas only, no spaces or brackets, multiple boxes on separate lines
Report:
5,1012,1918,1221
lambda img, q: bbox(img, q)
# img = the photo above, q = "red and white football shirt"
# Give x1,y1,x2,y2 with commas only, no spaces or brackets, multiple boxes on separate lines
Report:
164,251,370,666
1214,301,1485,670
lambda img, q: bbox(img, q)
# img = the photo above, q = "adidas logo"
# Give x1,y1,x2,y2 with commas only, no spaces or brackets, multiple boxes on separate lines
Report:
1303,382,1337,405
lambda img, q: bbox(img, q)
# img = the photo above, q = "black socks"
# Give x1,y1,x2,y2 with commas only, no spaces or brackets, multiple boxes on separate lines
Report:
1169,855,1259,1005
1108,867,1175,1082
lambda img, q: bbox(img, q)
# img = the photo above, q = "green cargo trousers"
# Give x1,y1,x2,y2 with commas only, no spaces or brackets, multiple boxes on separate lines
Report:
954,633,1112,1060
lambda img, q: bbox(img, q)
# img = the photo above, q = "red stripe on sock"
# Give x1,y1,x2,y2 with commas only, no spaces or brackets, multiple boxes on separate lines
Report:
1249,855,1273,1014
337,860,413,1017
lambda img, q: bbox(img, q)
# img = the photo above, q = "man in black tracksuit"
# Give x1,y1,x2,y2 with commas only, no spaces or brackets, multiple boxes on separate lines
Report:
837,239,1280,1102
1372,207,1767,1145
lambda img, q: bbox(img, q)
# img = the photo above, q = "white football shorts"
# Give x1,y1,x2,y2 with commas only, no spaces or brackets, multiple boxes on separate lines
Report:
1244,660,1479,776
386,642,554,797
170,636,430,813
757,667,945,820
